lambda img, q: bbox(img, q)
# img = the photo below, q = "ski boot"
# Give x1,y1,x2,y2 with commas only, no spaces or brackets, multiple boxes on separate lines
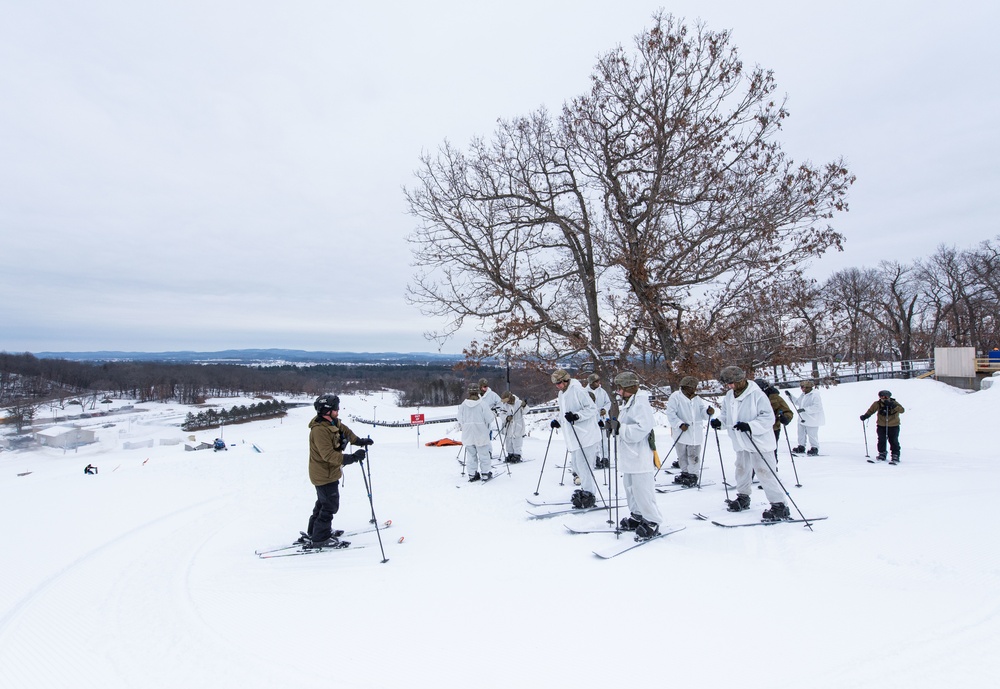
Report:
726,493,751,512
876,452,887,461
305,536,350,549
634,518,660,540
506,454,523,464
468,471,482,482
571,490,596,509
792,445,806,454
762,502,790,522
806,447,818,456
889,454,900,465
670,460,680,469
483,471,493,480
619,513,641,531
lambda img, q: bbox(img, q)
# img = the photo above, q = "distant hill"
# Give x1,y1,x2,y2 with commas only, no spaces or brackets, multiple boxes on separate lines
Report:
34,349,468,365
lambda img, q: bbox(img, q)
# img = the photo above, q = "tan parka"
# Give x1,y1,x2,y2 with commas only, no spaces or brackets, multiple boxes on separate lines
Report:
863,399,905,427
308,416,363,486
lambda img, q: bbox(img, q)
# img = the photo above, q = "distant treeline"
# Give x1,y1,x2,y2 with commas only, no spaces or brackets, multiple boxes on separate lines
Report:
0,351,556,408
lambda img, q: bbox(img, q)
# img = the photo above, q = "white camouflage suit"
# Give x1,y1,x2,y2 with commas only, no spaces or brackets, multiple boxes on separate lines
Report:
616,390,663,525
557,378,601,497
719,382,783,504
790,385,825,451
458,397,496,476
589,382,612,463
664,390,711,474
500,393,526,457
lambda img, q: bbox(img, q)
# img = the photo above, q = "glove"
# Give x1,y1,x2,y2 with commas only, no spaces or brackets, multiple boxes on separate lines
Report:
887,400,897,410
710,418,722,430
860,414,870,421
679,423,689,431
550,419,561,429
343,449,366,465
734,421,751,433
506,415,513,423
797,408,805,414
355,437,374,447
598,419,605,428
605,418,620,435
779,411,792,426
706,406,715,416
564,412,579,423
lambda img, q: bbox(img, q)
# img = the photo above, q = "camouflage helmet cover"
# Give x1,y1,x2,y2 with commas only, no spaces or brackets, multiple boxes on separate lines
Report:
679,376,699,390
614,371,640,389
551,369,571,384
719,366,746,384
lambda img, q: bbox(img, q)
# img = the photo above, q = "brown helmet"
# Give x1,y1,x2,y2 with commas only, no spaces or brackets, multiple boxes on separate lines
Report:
719,366,746,384
679,376,699,390
551,369,571,384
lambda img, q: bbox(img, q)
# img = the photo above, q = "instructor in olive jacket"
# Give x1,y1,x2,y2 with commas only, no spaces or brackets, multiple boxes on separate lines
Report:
304,394,373,547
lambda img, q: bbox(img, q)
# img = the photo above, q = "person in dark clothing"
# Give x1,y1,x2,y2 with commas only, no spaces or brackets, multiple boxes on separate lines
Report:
755,379,794,451
84,464,98,475
860,390,905,464
302,394,374,548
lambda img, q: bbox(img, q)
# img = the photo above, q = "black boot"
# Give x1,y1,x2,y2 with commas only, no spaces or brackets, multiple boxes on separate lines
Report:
634,518,660,540
889,454,900,465
468,472,481,482
806,447,818,456
571,490,596,508
876,452,887,461
762,502,790,522
619,513,641,531
726,493,751,512
792,445,806,454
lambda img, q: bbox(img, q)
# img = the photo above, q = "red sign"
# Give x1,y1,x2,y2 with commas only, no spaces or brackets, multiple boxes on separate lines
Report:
410,413,425,425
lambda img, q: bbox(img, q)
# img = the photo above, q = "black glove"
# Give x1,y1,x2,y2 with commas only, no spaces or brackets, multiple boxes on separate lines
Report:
860,414,870,421
710,418,722,430
564,412,579,423
355,437,374,447
779,411,792,426
679,423,689,431
550,419,561,429
797,408,806,414
598,419,605,428
343,449,366,465
605,418,620,435
706,406,715,416
506,415,513,423
887,400,897,410
734,421,751,433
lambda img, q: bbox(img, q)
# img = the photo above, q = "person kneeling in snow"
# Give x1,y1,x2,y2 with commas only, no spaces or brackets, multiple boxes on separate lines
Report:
302,394,373,548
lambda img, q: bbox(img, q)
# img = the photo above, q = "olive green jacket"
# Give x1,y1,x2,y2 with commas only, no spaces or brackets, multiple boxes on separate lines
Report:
863,399,905,427
308,416,362,486
767,391,794,431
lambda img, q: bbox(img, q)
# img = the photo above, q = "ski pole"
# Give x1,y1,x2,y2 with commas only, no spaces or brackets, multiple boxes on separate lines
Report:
696,419,711,486
357,449,389,562
533,425,556,496
742,430,814,531
784,426,802,487
559,446,569,486
611,425,621,531
861,418,870,458
714,426,730,502
653,428,685,480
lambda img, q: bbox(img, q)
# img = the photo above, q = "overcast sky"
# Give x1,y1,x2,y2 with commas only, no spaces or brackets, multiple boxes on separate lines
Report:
2,0,997,355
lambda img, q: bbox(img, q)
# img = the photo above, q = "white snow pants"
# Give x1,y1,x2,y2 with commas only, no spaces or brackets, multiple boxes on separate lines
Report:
465,444,492,476
797,424,820,450
503,428,523,456
676,444,701,474
623,472,663,524
570,443,600,497
733,449,783,505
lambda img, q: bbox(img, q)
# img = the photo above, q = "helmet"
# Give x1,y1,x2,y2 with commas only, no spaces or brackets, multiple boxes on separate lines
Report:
467,385,481,399
754,378,769,390
586,373,601,386
800,380,815,391
719,366,746,384
314,394,340,414
878,389,892,398
551,369,571,384
500,390,514,403
478,378,489,389
614,371,640,389
679,376,698,390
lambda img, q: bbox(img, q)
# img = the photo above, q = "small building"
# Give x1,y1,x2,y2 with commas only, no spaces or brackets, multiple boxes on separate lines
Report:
34,426,97,449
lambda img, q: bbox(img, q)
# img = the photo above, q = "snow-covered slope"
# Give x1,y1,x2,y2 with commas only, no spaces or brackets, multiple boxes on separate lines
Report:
1,379,997,689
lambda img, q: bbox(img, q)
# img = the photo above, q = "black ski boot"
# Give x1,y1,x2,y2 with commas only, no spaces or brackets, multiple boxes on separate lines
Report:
483,471,493,480
468,471,482,482
305,536,349,549
806,447,818,456
634,518,660,540
726,493,751,512
671,460,680,469
876,452,887,461
619,513,641,531
792,445,806,454
762,502,790,522
506,454,522,464
571,490,596,509
889,454,900,465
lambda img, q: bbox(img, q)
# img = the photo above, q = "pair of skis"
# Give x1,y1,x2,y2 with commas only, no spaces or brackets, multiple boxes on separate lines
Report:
256,520,392,558
693,512,827,528
563,524,688,559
